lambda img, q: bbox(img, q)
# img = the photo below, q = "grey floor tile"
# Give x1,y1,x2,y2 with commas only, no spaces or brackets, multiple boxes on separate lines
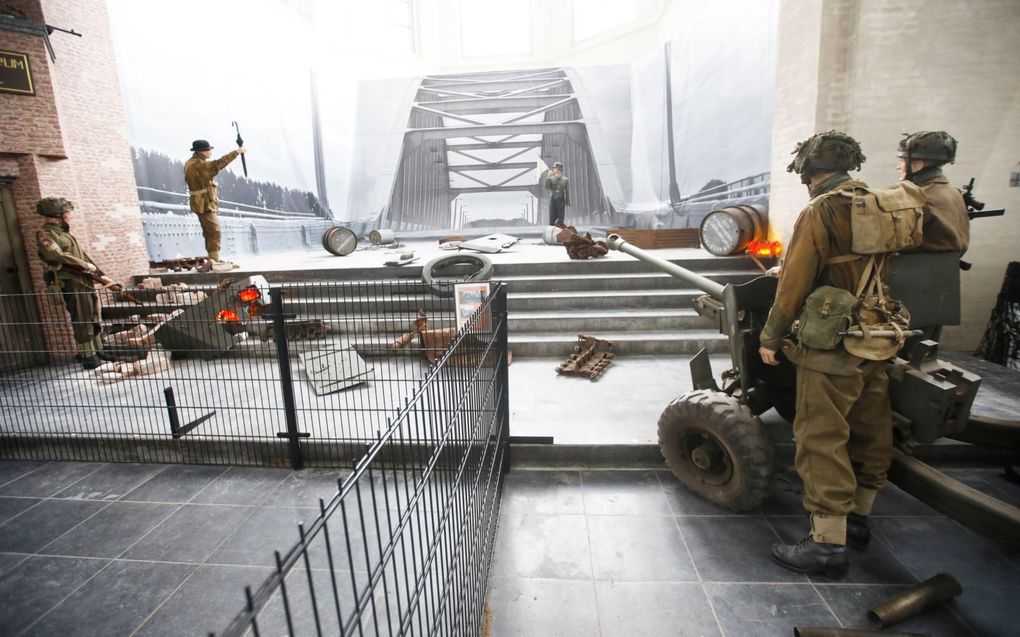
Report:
485,576,599,637
499,469,584,517
595,580,722,637
758,471,807,516
133,564,275,637
0,499,107,553
207,506,318,567
816,583,975,637
22,559,195,637
949,585,1020,637
0,495,40,524
588,514,697,582
0,460,48,489
0,461,105,498
705,583,836,637
680,516,806,583
39,501,180,558
0,555,110,636
190,465,292,505
490,512,591,579
120,464,230,502
767,515,916,585
870,482,940,517
51,462,167,500
261,468,347,508
873,517,1020,586
943,468,1020,508
660,476,741,516
122,504,254,563
581,470,673,516
0,551,30,577
250,566,364,637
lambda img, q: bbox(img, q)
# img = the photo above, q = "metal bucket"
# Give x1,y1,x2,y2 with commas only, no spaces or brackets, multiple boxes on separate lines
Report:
322,226,358,256
369,228,395,245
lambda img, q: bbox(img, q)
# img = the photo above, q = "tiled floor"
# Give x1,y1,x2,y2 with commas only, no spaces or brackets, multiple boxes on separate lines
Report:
1,459,1019,636
485,468,1020,637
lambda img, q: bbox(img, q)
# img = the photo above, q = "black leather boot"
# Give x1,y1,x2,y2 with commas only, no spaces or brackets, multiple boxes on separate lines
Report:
846,512,871,549
771,536,849,577
81,355,102,370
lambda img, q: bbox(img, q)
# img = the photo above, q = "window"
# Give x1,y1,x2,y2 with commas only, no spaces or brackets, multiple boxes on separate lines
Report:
573,0,637,41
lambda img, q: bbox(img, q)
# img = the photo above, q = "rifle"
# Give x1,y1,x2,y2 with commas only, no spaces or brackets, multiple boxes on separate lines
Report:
61,263,143,306
232,121,248,177
960,177,1006,219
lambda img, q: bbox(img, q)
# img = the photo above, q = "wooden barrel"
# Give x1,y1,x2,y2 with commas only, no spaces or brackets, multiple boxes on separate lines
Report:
322,226,358,256
699,204,768,256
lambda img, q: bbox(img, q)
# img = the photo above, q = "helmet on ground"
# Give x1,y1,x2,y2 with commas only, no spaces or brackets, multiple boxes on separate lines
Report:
787,130,866,175
897,131,957,164
36,197,73,217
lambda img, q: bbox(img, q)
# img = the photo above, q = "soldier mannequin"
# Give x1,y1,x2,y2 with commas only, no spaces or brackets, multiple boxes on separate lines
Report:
35,197,112,370
897,131,969,254
184,139,246,266
759,131,893,577
544,161,570,225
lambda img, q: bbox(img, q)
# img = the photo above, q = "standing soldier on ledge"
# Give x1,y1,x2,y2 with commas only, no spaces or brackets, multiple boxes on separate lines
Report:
897,130,969,254
36,197,112,370
759,131,893,577
184,139,245,267
544,161,570,225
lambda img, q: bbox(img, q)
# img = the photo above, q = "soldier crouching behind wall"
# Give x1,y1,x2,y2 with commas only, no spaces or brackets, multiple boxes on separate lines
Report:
759,131,892,578
35,197,113,370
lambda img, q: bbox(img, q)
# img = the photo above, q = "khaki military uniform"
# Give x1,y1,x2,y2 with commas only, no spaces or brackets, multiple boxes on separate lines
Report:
545,174,570,225
37,223,103,348
184,150,239,259
760,175,893,545
911,169,970,254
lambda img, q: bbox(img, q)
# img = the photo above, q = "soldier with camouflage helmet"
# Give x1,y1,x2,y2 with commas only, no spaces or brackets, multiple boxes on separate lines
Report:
184,139,245,266
759,131,893,577
35,197,112,369
897,130,970,253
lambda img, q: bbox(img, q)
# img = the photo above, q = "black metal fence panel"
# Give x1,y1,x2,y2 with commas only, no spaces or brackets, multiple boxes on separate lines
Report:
0,278,494,468
214,283,510,636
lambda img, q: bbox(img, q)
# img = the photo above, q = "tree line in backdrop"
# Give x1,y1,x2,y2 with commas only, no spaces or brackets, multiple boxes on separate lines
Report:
131,148,326,216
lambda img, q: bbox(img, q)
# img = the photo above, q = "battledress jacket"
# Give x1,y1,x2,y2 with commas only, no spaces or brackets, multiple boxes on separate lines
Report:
37,223,102,281
184,150,240,215
544,174,571,206
913,171,970,254
760,176,873,373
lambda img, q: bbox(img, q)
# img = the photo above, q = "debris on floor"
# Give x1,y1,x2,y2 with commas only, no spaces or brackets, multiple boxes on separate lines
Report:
556,335,615,380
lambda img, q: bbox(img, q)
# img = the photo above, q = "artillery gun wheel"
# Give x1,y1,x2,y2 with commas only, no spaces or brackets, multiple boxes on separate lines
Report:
658,389,773,511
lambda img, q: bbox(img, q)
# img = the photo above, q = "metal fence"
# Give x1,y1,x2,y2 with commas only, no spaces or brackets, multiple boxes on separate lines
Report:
0,278,507,469
212,281,509,636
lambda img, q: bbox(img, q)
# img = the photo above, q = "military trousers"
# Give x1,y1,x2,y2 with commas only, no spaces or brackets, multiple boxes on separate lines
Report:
549,197,565,225
60,277,101,345
195,210,222,259
793,360,893,521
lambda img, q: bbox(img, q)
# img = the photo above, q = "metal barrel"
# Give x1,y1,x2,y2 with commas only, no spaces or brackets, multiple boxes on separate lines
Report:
794,628,930,637
867,572,962,627
700,204,768,256
607,233,726,300
369,228,395,245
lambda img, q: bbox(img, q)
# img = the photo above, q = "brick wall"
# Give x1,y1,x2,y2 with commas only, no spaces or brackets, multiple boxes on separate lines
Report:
769,0,1020,349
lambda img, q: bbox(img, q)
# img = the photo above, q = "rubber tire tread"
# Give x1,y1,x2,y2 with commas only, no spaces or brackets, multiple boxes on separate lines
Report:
422,254,494,297
657,389,774,512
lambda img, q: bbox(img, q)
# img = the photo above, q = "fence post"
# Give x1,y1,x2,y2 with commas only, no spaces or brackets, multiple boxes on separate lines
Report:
270,286,304,469
493,284,511,474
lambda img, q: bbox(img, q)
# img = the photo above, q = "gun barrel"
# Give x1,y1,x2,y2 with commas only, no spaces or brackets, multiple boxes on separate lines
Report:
968,208,1005,220
607,234,726,300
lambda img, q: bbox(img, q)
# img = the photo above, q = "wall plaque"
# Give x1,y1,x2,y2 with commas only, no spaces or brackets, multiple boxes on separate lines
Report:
0,50,34,95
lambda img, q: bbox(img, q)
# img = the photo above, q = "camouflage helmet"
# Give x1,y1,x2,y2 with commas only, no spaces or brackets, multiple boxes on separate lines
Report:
787,130,866,175
36,197,74,217
897,131,957,164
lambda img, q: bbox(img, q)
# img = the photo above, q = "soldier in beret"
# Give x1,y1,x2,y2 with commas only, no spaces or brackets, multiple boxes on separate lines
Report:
184,139,245,266
35,197,112,369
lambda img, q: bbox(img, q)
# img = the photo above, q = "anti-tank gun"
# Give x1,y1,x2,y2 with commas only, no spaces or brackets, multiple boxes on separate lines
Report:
606,234,1020,547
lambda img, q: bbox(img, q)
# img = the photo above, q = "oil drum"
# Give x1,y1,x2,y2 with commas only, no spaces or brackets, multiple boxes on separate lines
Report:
322,226,358,256
699,204,768,256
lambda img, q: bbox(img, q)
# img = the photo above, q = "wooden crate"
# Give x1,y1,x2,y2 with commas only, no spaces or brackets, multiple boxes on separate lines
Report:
608,228,700,249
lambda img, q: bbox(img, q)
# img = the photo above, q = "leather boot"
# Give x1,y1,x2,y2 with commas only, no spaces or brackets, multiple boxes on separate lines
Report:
81,356,102,370
847,512,871,549
771,536,849,577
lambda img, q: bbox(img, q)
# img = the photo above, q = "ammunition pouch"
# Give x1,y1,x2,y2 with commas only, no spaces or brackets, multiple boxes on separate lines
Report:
793,285,856,351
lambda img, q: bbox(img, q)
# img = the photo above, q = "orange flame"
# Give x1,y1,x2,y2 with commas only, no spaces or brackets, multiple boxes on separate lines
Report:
238,287,261,303
216,309,240,323
747,240,783,258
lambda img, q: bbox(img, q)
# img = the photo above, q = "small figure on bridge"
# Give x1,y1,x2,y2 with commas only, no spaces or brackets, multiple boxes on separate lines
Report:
35,197,114,369
759,131,893,578
897,130,970,254
184,139,245,267
544,161,570,225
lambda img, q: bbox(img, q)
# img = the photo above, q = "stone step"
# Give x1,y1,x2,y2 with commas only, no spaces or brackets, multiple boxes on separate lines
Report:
498,270,760,293
508,289,701,311
507,330,729,357
508,308,712,332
